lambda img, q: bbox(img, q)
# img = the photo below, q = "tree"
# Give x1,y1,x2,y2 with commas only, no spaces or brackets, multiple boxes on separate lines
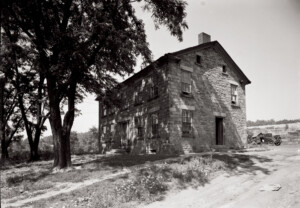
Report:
1,0,188,168
0,36,25,159
1,27,49,161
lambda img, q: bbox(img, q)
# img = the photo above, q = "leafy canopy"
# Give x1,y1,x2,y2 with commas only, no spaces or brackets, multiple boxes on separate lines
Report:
2,0,188,98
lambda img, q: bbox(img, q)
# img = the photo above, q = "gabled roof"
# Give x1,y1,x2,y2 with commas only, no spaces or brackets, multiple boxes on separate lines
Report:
122,40,251,86
96,40,251,100
171,41,251,84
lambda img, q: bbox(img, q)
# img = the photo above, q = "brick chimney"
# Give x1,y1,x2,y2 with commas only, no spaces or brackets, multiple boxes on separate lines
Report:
198,32,211,45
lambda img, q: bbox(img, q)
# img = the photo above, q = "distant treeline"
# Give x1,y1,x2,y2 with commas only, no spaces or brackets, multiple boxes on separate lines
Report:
247,119,300,127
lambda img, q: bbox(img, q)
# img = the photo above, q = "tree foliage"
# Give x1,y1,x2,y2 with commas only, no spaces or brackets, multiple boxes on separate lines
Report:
1,26,49,161
247,119,300,127
1,0,188,168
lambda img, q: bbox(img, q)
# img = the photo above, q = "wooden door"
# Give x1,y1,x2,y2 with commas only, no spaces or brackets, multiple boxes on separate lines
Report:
216,117,224,145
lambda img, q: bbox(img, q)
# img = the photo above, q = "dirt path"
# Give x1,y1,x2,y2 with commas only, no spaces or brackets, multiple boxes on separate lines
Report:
141,145,300,208
2,169,131,208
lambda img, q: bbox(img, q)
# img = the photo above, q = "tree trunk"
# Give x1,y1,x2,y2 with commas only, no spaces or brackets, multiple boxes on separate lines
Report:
30,129,41,161
29,75,45,162
0,74,8,160
47,74,76,168
1,139,9,159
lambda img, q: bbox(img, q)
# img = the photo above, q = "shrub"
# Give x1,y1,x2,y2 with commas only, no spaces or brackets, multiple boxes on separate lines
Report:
115,165,168,202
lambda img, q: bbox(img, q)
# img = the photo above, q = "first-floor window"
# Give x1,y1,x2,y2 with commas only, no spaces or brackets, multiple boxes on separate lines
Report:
102,126,107,134
231,84,238,105
102,105,107,116
151,113,159,137
135,116,144,138
182,110,193,136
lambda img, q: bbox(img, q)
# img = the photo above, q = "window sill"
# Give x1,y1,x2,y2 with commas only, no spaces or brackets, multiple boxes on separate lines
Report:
231,104,240,108
222,72,229,76
182,133,194,138
195,62,202,67
149,136,160,139
148,95,159,101
180,92,194,99
134,102,143,106
137,136,144,140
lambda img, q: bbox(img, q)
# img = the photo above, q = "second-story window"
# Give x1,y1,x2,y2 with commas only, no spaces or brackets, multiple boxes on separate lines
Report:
231,84,238,105
222,65,227,74
196,55,201,64
181,70,192,94
121,93,129,110
151,113,159,137
182,110,193,136
149,78,158,100
134,91,143,105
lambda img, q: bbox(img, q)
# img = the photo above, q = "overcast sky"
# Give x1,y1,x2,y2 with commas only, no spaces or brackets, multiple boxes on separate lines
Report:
44,0,300,136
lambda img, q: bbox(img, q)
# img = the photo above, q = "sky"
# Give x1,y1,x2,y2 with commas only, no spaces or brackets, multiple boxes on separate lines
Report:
43,0,300,136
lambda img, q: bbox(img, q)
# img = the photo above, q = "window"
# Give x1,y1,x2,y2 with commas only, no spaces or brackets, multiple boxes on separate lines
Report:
149,78,158,99
107,106,115,115
150,86,158,99
231,84,238,105
151,113,159,137
222,65,227,74
181,70,192,94
182,110,193,136
102,125,110,135
135,116,144,138
134,91,143,105
103,106,107,116
121,93,129,110
102,126,107,134
196,55,201,64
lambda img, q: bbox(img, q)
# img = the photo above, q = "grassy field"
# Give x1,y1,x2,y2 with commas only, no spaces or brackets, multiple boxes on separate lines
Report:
0,152,265,208
247,122,300,144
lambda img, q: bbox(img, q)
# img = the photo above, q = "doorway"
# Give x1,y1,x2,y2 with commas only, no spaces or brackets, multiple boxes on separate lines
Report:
114,121,128,149
216,117,224,145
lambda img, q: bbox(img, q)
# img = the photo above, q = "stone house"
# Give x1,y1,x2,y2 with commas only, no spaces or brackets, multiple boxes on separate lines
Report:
98,33,251,154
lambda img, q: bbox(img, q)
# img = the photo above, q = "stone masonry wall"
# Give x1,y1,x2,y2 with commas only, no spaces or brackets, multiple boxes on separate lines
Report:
99,64,170,154
168,47,247,153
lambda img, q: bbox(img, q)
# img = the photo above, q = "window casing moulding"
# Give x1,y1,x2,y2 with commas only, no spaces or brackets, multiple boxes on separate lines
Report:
213,112,226,117
180,105,195,111
228,80,239,86
180,64,193,73
148,106,160,113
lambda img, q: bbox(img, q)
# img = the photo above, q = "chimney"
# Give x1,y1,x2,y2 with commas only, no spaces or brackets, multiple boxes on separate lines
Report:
198,32,211,45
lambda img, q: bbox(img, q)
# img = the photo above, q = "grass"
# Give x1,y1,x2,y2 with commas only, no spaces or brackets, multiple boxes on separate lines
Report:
19,154,227,208
3,152,272,208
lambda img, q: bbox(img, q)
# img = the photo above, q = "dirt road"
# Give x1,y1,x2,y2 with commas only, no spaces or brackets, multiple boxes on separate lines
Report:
142,145,300,208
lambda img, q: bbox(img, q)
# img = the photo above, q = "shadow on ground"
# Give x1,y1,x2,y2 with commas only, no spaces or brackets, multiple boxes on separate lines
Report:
3,152,273,188
210,153,272,175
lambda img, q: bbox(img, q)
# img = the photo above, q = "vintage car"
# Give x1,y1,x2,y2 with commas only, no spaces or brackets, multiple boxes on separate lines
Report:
248,133,282,146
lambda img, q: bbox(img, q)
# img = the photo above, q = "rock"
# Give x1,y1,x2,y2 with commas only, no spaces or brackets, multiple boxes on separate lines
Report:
259,184,281,191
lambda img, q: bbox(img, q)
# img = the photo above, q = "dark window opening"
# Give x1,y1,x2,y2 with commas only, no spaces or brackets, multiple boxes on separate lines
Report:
196,55,201,64
222,65,227,74
216,117,224,145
